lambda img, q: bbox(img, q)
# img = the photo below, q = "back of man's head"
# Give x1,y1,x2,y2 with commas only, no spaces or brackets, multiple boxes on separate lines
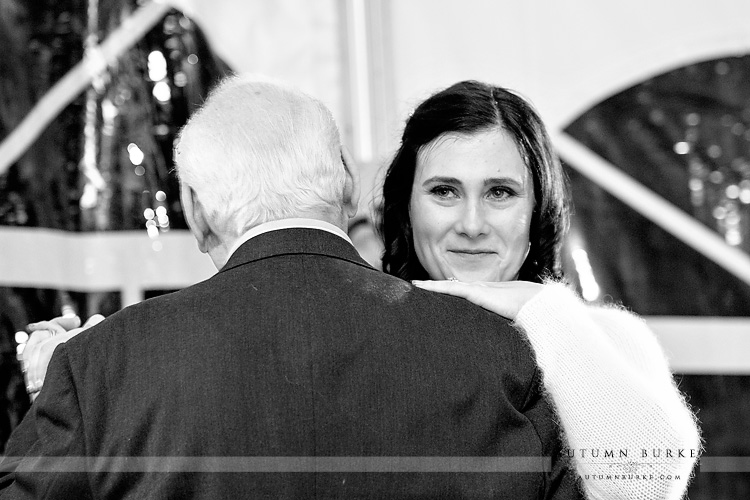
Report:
175,75,347,236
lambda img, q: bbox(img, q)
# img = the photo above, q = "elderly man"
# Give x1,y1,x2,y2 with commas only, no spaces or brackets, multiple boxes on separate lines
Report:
1,76,581,499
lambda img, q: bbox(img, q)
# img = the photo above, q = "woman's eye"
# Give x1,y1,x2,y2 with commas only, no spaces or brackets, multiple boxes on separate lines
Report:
488,187,514,200
430,186,458,199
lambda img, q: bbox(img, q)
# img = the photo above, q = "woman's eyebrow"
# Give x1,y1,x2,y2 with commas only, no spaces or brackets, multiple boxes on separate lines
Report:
422,176,462,185
483,177,523,186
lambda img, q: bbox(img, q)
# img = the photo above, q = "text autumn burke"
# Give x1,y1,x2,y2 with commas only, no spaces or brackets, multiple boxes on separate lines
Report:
563,449,700,459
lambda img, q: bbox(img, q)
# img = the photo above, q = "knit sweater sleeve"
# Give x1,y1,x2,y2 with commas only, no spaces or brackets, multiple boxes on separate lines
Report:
513,282,701,500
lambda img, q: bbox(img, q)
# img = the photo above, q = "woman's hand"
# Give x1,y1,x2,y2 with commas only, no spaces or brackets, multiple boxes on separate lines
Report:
22,314,105,398
412,280,544,320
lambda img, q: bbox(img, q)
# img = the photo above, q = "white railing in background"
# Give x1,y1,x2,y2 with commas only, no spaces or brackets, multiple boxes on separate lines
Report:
0,227,214,307
647,317,750,375
1,226,749,374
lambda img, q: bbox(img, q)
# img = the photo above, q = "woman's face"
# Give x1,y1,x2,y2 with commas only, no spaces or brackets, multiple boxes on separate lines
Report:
409,129,535,282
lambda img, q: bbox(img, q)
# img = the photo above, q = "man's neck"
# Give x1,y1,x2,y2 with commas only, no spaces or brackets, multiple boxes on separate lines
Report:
210,216,352,270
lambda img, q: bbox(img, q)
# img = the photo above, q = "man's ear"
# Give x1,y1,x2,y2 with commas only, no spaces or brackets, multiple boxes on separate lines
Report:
180,183,211,254
341,146,360,219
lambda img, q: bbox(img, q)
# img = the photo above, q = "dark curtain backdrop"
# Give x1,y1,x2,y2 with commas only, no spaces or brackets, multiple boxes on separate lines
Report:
0,0,230,450
564,55,750,500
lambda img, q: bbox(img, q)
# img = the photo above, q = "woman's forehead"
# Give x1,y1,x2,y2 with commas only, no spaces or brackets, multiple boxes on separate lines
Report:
414,129,529,181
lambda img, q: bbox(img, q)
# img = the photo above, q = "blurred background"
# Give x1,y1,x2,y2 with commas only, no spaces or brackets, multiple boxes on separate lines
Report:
1,0,749,497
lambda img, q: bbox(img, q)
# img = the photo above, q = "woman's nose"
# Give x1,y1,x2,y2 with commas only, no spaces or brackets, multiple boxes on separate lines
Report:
455,202,489,238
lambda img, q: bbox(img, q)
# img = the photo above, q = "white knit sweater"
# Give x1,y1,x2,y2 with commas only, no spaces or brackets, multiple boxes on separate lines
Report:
514,282,701,500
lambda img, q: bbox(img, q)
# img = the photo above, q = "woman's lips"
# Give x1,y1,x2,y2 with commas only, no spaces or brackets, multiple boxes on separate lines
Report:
447,250,497,261
448,250,495,255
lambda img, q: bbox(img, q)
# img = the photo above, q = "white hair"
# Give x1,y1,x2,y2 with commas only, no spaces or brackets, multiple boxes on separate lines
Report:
174,75,347,236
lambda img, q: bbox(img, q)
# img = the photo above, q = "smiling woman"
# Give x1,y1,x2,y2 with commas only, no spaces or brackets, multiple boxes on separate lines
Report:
409,129,535,282
382,81,568,283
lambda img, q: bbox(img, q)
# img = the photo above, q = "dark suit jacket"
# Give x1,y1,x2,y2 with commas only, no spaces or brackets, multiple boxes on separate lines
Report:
1,228,581,499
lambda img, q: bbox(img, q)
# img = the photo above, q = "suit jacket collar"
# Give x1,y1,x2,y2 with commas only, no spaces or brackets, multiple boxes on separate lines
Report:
219,227,374,274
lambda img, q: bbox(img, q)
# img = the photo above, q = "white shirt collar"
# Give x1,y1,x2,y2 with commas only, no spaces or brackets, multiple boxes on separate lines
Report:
226,218,353,260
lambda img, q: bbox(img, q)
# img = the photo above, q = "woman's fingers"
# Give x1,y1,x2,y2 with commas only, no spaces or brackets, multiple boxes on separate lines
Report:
22,330,51,394
22,314,104,399
23,330,78,395
27,318,74,336
23,317,78,394
82,314,105,329
22,329,54,379
53,315,82,331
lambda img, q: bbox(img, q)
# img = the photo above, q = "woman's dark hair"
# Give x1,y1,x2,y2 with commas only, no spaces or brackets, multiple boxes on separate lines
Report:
379,80,569,283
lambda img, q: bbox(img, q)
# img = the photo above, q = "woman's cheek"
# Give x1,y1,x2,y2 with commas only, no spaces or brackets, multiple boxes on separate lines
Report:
508,205,533,241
